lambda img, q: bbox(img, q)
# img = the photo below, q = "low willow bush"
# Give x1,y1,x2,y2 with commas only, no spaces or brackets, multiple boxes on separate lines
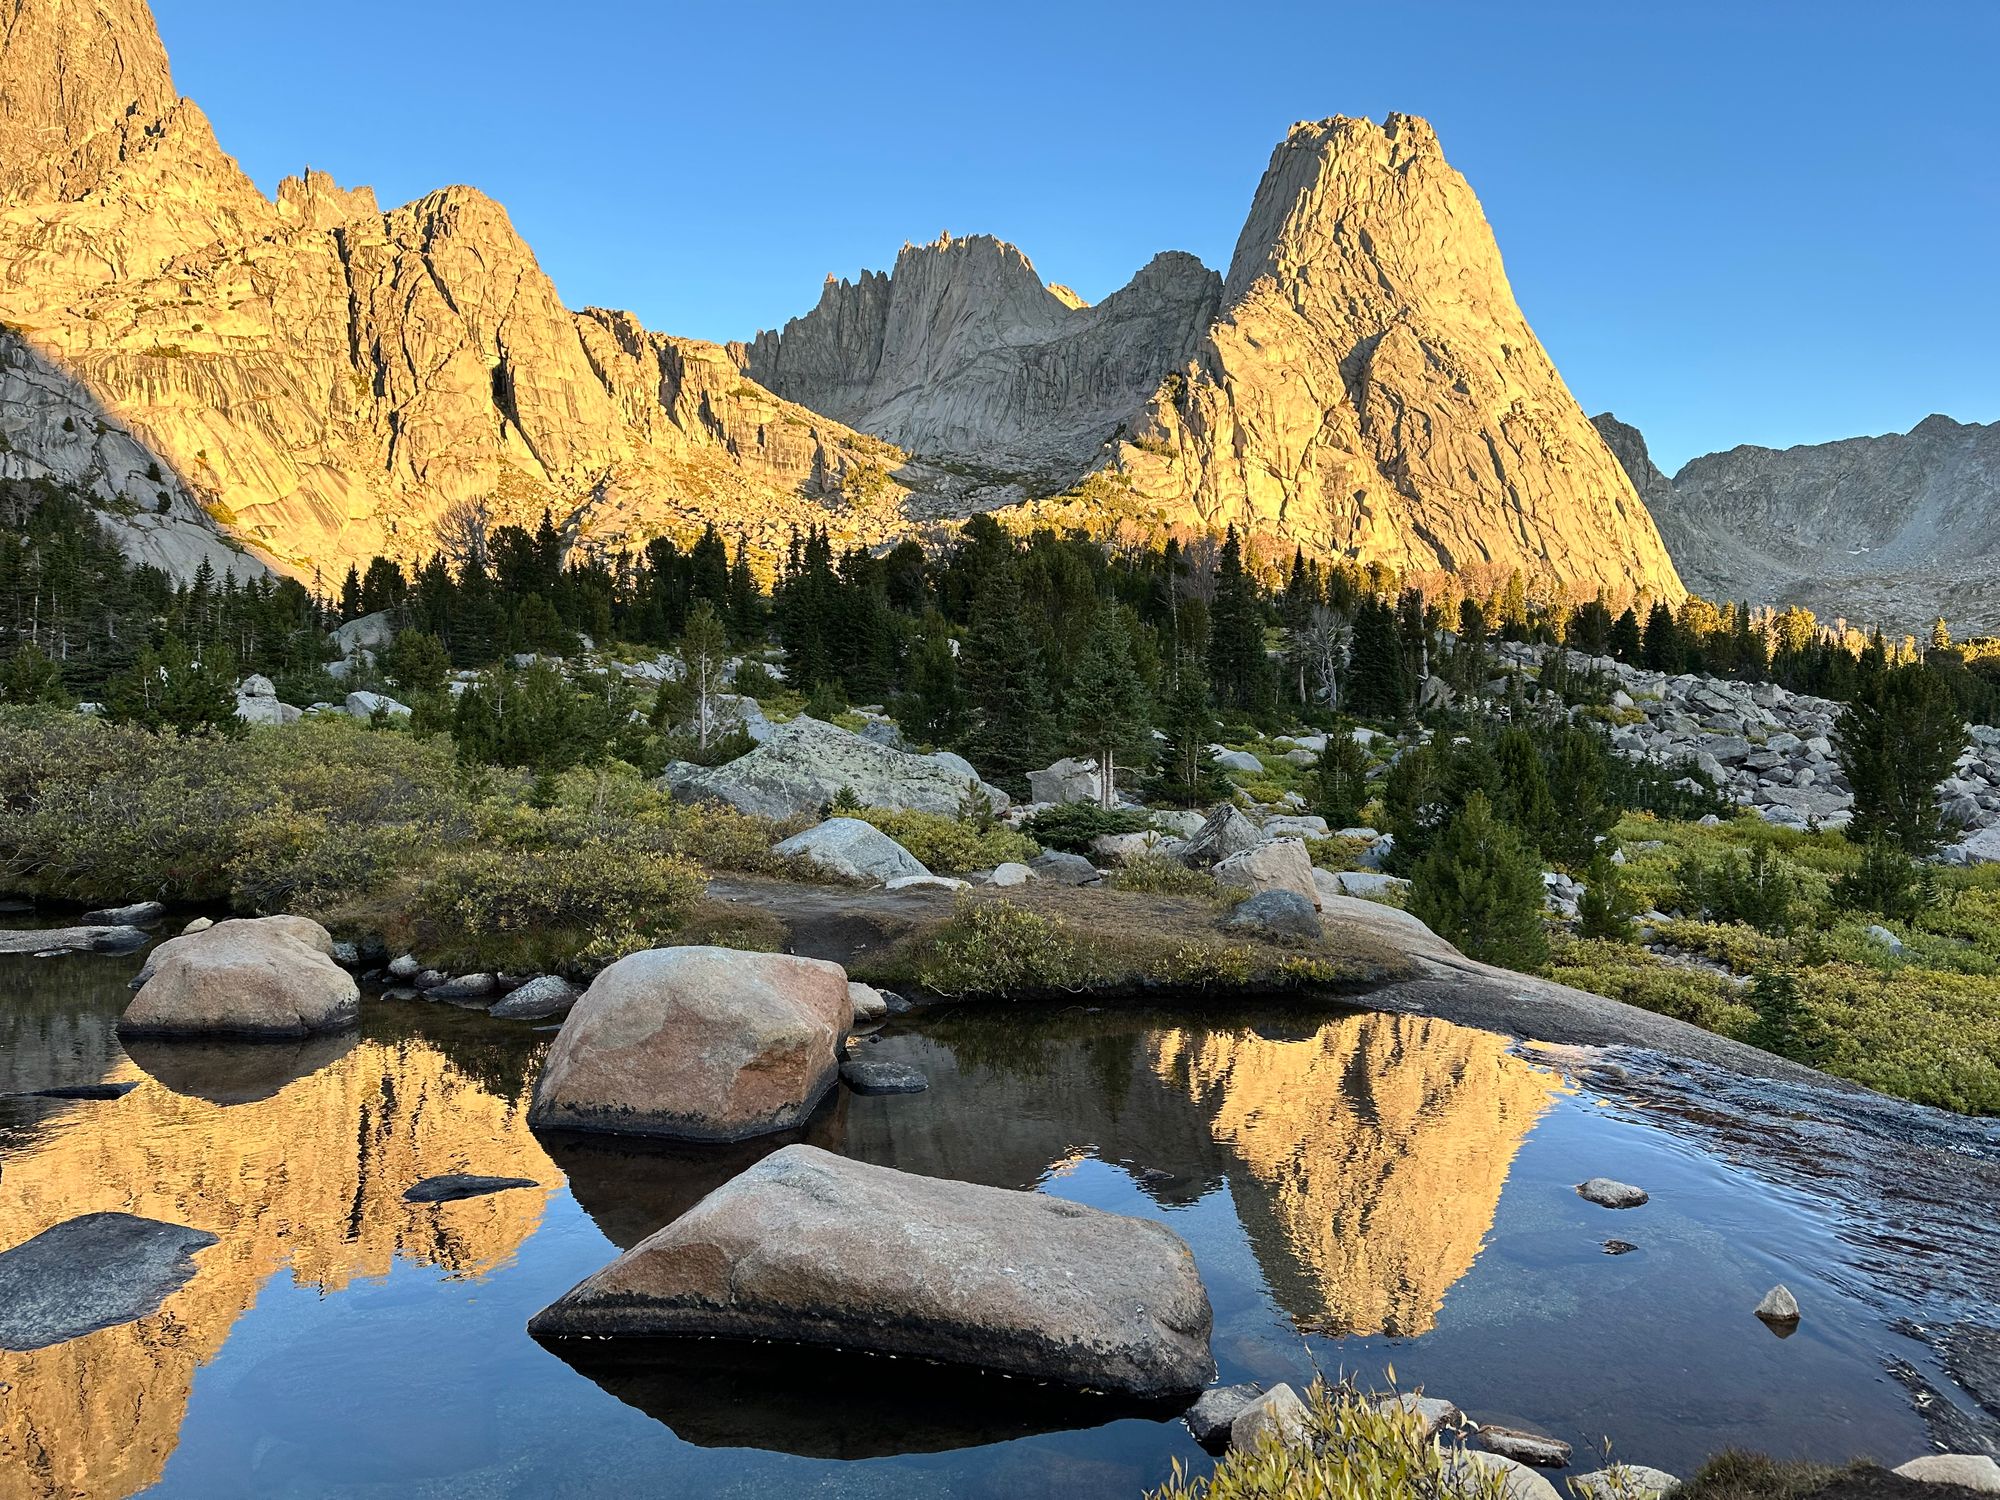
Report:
1147,1381,1503,1500
1108,853,1221,897
407,844,703,976
907,898,1092,996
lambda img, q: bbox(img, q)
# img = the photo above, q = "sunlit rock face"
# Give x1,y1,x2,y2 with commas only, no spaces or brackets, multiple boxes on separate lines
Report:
0,1,929,584
1153,1014,1561,1337
0,1036,554,1500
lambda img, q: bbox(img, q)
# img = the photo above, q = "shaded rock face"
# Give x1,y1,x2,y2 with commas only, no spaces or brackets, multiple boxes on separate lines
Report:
528,1144,1215,1399
0,1,938,583
118,916,358,1039
1596,410,2000,632
0,1212,217,1352
528,947,853,1142
739,234,1221,484
670,716,1009,820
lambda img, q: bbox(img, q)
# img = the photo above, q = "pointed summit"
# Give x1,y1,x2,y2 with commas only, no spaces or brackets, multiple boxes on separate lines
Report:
0,0,180,204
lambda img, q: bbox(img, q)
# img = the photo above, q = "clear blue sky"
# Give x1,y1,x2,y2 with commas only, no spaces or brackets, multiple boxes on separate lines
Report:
152,0,1998,473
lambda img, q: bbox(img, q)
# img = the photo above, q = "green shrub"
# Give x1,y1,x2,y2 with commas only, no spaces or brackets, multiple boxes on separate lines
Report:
1834,836,1933,923
409,843,702,975
853,806,1037,874
909,898,1090,997
1676,843,1800,935
1147,1380,1504,1500
732,661,783,700
1108,854,1220,897
1576,849,1638,941
1023,802,1150,852
1544,936,1756,1035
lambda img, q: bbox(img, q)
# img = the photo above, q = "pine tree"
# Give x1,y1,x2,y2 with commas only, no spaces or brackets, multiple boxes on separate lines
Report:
1609,607,1643,664
961,565,1055,796
1541,724,1616,868
727,537,763,641
1493,727,1555,851
1837,663,1968,855
897,611,966,746
1410,791,1549,969
1068,601,1151,807
1641,601,1682,673
0,644,67,705
380,630,450,697
1577,848,1638,941
338,564,363,621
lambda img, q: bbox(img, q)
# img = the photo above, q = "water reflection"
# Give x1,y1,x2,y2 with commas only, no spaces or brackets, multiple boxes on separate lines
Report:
0,1029,554,1500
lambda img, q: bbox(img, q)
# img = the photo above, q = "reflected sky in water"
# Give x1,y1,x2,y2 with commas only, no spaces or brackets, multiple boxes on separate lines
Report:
0,949,1988,1498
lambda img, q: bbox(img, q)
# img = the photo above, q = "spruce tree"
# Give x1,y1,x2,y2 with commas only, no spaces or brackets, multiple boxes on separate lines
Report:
1542,724,1616,868
1641,601,1682,673
338,564,363,621
1609,607,1643,663
1577,848,1638,941
1068,602,1152,807
1312,726,1371,829
1493,727,1555,853
1208,527,1272,715
897,611,966,746
0,644,67,706
961,565,1055,796
1150,649,1228,808
1837,663,1969,855
1345,596,1408,720
1410,791,1549,969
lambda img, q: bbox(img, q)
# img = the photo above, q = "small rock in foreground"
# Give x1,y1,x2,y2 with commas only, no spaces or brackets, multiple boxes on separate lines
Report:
1229,1383,1309,1452
1372,1391,1460,1438
1223,888,1322,940
1450,1451,1563,1500
1477,1423,1573,1467
1576,1177,1649,1209
0,1212,219,1351
489,975,579,1021
1891,1455,2000,1492
839,1059,928,1094
1184,1382,1264,1451
528,1144,1212,1399
1755,1284,1801,1328
1571,1465,1681,1499
118,916,358,1039
1602,1239,1639,1255
403,1174,540,1204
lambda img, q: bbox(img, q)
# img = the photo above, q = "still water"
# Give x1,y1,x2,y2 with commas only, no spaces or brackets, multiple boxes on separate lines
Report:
1,943,1995,1498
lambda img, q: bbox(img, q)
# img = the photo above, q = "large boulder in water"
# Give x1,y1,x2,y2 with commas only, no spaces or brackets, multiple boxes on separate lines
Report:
0,1212,219,1351
528,1144,1213,1399
118,916,358,1039
528,947,852,1142
666,716,1009,819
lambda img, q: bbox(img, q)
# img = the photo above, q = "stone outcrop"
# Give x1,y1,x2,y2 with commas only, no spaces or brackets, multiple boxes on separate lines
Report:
772,817,929,885
0,0,946,583
738,235,1220,486
1595,411,2000,632
527,1143,1215,1398
666,715,1009,819
118,916,358,1038
527,947,852,1141
0,1212,217,1352
748,117,1686,604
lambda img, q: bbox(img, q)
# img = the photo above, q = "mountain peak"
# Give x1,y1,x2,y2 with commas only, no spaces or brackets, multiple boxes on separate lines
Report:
0,0,180,204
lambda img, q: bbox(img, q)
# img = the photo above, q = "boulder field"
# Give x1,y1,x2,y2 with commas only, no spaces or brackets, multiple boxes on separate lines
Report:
528,1144,1214,1399
527,947,852,1142
117,916,358,1039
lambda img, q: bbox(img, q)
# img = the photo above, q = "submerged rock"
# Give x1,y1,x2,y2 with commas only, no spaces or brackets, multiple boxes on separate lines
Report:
23,1081,138,1101
81,900,166,925
1477,1423,1573,1467
528,1144,1213,1399
528,947,851,1142
403,1174,540,1204
0,1212,219,1351
0,925,151,956
489,975,579,1021
839,1059,928,1094
1576,1177,1649,1209
119,916,358,1038
1185,1382,1264,1450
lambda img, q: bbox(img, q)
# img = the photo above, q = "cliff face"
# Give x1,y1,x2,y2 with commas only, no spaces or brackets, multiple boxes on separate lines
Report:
1112,117,1682,601
1594,411,2000,632
737,234,1221,484
0,0,927,580
748,117,1686,603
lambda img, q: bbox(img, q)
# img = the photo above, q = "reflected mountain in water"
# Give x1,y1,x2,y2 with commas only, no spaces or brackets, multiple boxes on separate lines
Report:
0,1032,555,1500
841,1009,1562,1338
